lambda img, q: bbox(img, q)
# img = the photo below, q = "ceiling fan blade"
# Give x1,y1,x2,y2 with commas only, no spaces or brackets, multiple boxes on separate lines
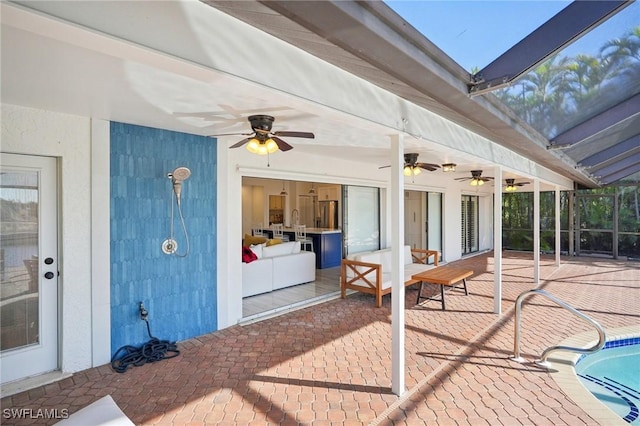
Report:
454,177,471,181
416,162,440,171
272,136,294,152
229,137,251,149
272,131,315,138
378,165,391,169
210,132,253,137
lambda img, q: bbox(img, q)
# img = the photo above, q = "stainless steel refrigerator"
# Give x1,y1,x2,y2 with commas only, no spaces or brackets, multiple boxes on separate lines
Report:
318,200,338,229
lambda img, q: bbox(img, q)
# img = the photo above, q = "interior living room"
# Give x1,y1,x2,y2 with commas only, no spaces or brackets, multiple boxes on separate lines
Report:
241,177,446,319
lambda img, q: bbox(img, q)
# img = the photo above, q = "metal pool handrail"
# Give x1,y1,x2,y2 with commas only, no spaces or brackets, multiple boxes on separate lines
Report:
512,289,606,367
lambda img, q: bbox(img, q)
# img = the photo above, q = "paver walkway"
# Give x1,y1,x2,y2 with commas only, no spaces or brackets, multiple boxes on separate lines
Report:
2,252,639,425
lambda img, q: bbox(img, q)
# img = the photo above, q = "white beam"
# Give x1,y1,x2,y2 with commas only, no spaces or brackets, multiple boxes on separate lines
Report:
533,179,540,284
390,134,405,396
493,166,502,314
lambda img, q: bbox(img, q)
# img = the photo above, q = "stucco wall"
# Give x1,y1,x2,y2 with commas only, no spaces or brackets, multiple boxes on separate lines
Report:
110,122,217,353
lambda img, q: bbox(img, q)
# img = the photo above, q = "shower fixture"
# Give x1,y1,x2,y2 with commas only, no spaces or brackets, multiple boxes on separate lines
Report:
168,166,191,207
162,166,191,257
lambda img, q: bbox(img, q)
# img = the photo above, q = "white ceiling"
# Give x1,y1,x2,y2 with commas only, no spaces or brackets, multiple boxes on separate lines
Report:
1,1,556,187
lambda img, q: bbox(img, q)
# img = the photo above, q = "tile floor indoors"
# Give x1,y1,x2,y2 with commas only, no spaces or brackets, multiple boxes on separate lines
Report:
1,252,639,425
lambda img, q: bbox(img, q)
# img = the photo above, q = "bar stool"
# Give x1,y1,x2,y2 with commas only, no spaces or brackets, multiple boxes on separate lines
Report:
272,223,289,242
294,225,313,251
252,223,264,237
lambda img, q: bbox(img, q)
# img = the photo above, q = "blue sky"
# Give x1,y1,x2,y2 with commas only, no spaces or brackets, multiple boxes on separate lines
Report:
385,1,637,72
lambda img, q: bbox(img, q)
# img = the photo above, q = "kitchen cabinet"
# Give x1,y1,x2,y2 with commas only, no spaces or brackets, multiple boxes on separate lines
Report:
317,185,340,201
269,195,285,224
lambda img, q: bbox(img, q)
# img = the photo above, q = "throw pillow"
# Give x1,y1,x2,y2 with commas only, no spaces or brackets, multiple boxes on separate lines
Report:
242,246,257,263
243,233,267,246
250,243,263,259
266,238,282,247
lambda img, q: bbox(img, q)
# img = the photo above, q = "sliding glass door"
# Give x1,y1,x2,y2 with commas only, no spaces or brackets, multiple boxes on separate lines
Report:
343,185,380,256
461,195,479,255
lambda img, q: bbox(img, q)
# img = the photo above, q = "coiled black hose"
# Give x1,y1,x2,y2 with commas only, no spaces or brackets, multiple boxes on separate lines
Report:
110,318,180,373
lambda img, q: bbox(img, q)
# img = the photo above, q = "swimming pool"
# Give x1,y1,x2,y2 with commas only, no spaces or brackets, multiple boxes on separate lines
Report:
576,338,640,425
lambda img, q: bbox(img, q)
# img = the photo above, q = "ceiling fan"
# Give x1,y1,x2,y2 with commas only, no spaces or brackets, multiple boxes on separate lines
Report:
213,115,314,155
379,153,440,176
454,170,494,186
504,178,530,192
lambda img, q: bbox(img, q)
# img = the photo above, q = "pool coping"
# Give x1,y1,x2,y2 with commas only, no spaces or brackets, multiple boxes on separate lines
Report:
547,325,640,426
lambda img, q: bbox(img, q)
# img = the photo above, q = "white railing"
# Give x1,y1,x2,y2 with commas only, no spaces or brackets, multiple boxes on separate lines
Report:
512,289,606,367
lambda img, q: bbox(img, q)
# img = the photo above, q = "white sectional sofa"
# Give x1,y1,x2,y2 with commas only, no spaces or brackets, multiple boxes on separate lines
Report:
340,245,439,307
242,241,316,297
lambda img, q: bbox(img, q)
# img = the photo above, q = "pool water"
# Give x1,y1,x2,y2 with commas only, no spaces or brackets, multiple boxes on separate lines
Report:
576,339,640,424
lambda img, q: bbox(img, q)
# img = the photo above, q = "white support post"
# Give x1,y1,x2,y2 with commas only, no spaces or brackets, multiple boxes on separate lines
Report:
533,179,540,284
555,186,561,267
390,134,405,396
493,166,502,315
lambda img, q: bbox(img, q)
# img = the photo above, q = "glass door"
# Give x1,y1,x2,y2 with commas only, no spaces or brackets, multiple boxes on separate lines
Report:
343,185,380,256
1,153,58,384
461,195,479,255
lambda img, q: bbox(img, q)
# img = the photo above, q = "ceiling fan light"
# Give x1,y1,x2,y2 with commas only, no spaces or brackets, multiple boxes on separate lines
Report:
246,138,260,154
412,166,421,176
256,143,270,155
265,138,278,154
442,163,456,172
477,179,485,186
403,166,412,176
505,185,518,192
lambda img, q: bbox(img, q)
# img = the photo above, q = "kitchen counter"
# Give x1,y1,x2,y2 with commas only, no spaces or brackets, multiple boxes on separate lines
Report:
285,227,341,234
259,227,342,269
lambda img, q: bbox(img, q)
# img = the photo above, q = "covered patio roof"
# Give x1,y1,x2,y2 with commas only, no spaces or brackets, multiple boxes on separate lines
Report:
210,0,640,187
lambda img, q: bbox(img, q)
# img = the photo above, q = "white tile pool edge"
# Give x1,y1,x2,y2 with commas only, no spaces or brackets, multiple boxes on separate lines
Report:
547,325,640,426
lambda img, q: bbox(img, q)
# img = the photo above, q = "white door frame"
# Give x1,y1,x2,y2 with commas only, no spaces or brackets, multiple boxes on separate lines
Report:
1,153,59,384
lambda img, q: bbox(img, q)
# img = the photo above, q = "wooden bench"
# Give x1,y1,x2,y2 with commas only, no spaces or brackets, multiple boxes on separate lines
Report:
341,246,439,307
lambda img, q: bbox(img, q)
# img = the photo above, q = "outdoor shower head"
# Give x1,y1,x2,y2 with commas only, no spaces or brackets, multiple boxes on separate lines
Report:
168,167,191,206
169,166,191,182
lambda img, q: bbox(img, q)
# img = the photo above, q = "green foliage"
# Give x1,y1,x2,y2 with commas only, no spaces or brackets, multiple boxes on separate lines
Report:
502,186,639,257
495,26,640,140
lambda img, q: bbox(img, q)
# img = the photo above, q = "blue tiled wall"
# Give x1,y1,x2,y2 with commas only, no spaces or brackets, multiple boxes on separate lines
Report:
110,122,217,354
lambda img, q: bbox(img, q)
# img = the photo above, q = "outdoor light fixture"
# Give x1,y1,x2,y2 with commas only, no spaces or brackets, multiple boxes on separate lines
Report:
246,137,278,155
403,165,422,176
504,178,526,192
280,180,288,196
308,183,316,194
442,163,456,172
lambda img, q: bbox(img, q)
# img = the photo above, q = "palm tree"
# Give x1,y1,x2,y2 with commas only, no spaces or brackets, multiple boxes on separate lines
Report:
600,26,640,66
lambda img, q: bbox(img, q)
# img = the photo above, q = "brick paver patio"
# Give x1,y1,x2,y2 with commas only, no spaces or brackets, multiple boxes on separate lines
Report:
2,252,639,425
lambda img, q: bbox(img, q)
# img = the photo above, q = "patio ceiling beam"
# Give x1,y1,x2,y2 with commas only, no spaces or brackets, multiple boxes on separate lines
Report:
469,0,630,96
579,135,640,168
598,162,640,185
550,93,640,148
